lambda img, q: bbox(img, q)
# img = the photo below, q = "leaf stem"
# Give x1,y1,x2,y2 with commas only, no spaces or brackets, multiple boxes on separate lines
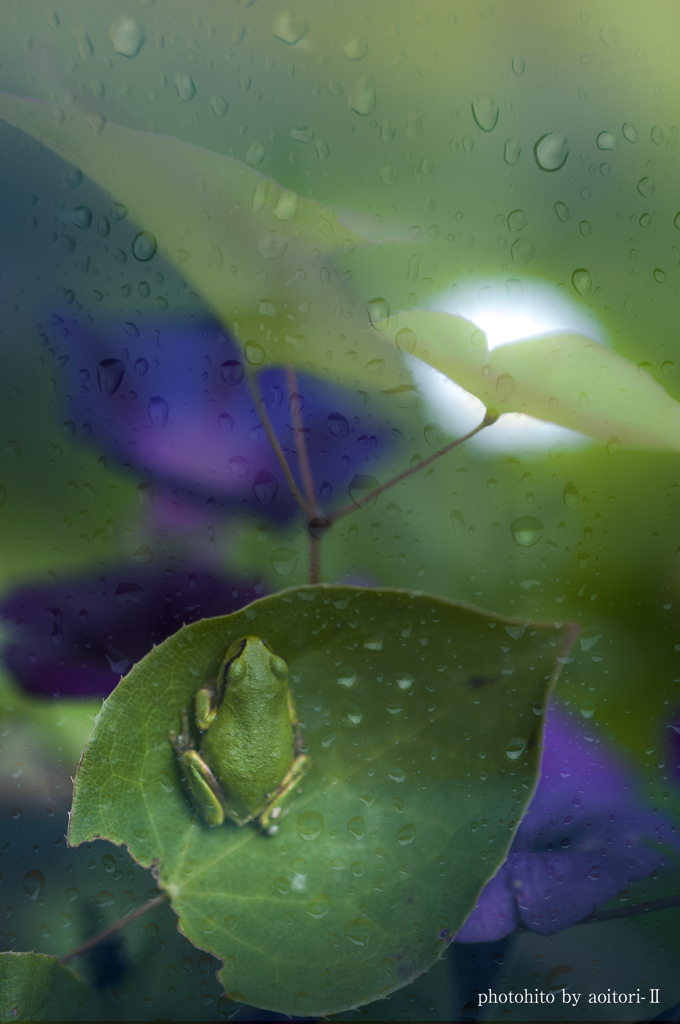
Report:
327,409,499,524
246,369,313,519
575,891,680,925
57,894,168,966
284,366,321,584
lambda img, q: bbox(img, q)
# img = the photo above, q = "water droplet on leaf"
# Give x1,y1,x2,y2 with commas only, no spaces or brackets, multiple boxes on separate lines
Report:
572,269,592,297
97,358,125,396
506,737,527,760
108,16,145,57
396,823,417,845
132,231,157,261
297,811,324,841
271,548,299,577
471,95,499,132
148,397,169,427
534,133,569,171
510,516,544,547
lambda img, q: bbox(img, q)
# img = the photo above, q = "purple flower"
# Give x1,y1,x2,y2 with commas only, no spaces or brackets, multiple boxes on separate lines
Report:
455,708,680,941
48,311,395,521
0,564,262,698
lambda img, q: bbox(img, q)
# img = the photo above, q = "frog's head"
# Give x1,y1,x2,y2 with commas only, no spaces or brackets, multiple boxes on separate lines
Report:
221,635,288,694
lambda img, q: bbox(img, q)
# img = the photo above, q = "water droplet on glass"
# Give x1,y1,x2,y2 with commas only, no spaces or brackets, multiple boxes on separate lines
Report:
579,626,602,652
396,823,417,845
424,423,444,447
95,890,115,907
395,327,417,354
622,122,638,143
532,700,544,716
654,268,666,284
348,75,376,116
344,918,372,946
327,412,349,438
23,869,45,900
148,397,169,427
346,703,363,725
336,667,357,689
221,359,244,385
108,16,145,57
572,269,592,297
228,456,249,478
546,964,575,991
306,893,331,919
71,206,92,229
274,876,290,894
366,297,390,328
272,12,309,44
508,209,528,232
396,672,414,691
471,95,499,132
244,340,265,366
344,35,368,60
132,231,157,261
554,201,570,221
503,137,521,164
347,815,365,840
510,516,544,547
309,517,332,540
511,54,525,76
606,435,621,456
637,177,655,198
271,548,299,577
219,412,234,432
348,474,380,509
388,768,406,783
534,133,569,171
297,811,324,841
506,737,527,760
174,73,196,102
580,700,596,719
511,237,535,265
97,358,125,396
496,373,517,397
563,482,579,507
253,470,278,505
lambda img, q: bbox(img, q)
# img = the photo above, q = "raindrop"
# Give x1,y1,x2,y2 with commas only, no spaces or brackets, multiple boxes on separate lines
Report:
220,360,245,385
579,626,602,652
424,423,444,447
388,768,406,783
344,919,372,946
327,412,349,438
348,75,377,116
11,762,24,778
563,482,579,507
363,634,384,651
520,573,541,589
306,893,331,919
309,517,332,540
532,700,544,716
347,815,365,840
253,470,277,505
654,268,666,284
351,861,365,877
395,327,417,354
344,35,368,60
97,358,125,396
622,122,639,143
108,16,145,58
271,548,299,577
211,96,228,116
336,667,357,689
572,269,592,297
71,206,92,229
346,703,363,725
396,823,417,845
244,340,265,365
510,516,544,547
637,177,656,198
292,857,308,877
580,700,596,719
174,73,196,102
148,397,168,427
225,915,238,931
157,771,174,792
22,869,45,900
606,436,621,456
95,890,115,907
246,142,266,167
508,209,528,232
228,456,249,478
132,231,157,261
357,786,373,806
366,297,390,328
506,737,527,760
471,95,499,132
133,546,153,565
554,201,570,221
348,474,380,509
511,55,525,76
272,12,309,44
135,358,148,376
503,138,521,165
534,133,569,171
651,125,664,145
386,701,403,715
218,412,234,432
274,877,289,894
546,964,575,991
596,131,617,150
511,237,535,265
297,810,324,841
496,373,517,397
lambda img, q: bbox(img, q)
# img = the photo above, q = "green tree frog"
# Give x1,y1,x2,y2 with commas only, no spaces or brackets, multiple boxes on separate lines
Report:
169,636,310,831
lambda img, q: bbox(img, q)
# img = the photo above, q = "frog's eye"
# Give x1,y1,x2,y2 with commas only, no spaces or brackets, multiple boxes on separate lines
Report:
269,655,288,680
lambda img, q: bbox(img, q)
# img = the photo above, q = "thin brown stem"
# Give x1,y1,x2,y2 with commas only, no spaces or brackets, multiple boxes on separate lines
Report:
58,894,167,966
575,891,680,925
246,369,313,519
327,409,499,524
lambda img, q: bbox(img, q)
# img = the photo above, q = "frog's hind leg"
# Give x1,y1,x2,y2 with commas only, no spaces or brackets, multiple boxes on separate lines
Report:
180,749,226,827
259,753,311,833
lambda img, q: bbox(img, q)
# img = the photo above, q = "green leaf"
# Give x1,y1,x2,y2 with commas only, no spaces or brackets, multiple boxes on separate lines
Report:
0,953,89,1021
68,585,577,1016
0,92,410,392
384,310,680,450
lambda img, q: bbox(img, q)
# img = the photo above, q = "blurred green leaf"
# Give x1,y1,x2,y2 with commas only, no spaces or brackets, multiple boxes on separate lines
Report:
384,310,680,450
0,953,89,1021
68,584,577,1016
0,92,410,392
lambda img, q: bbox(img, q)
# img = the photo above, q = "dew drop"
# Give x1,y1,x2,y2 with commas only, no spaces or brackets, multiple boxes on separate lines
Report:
606,436,621,456
622,122,639,143
344,918,372,946
97,358,125,396
504,137,521,164
22,869,45,900
388,768,406,783
637,176,656,198
506,737,527,760
596,131,617,150
306,893,331,919
271,547,299,578
297,811,324,842
580,700,596,719
348,474,380,509
563,482,579,507
471,95,499,132
396,823,417,845
132,231,157,262
148,397,169,427
174,73,196,102
554,201,570,221
366,297,390,328
253,470,278,505
510,515,544,547
348,75,376,116
534,132,569,171
108,16,145,57
336,667,357,689
395,327,417,354
572,269,592,297
327,412,349,438
347,815,365,840
272,12,308,44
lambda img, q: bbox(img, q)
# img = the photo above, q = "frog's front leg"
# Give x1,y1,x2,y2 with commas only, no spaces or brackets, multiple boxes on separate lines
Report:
259,753,311,832
195,680,219,731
